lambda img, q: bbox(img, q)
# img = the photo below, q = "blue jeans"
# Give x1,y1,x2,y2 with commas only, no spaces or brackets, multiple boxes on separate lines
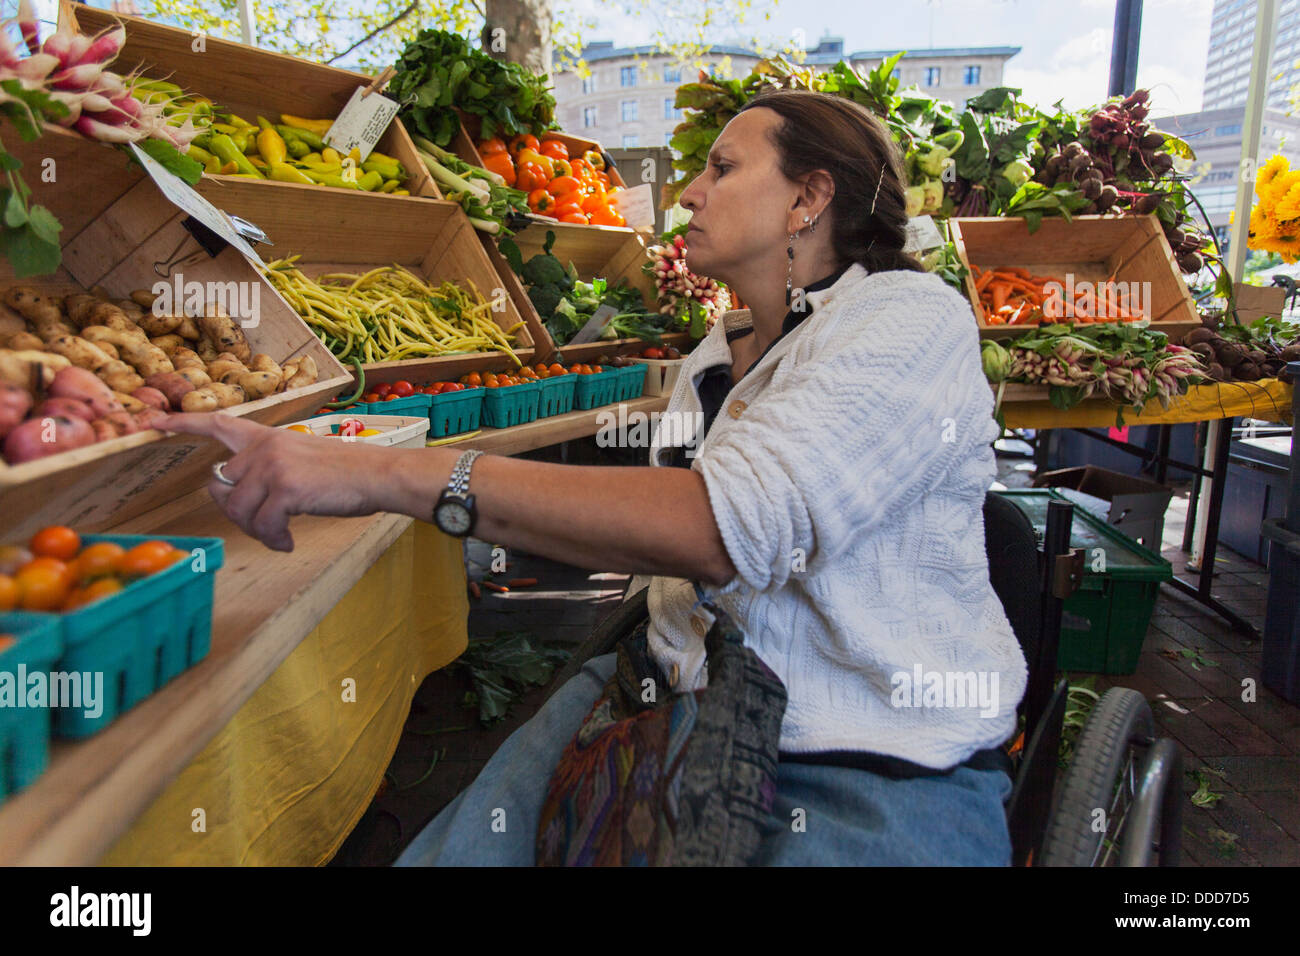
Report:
394,653,1014,866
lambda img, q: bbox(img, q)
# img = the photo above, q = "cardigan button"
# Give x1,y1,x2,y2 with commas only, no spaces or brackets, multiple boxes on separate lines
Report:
669,663,680,687
727,399,747,419
690,614,708,637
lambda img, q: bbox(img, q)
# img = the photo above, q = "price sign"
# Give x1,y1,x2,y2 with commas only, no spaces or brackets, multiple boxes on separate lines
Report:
322,87,400,162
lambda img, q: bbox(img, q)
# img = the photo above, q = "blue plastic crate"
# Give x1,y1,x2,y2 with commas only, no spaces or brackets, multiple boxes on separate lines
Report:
54,534,225,738
0,612,62,803
481,381,541,428
537,375,577,418
573,367,621,410
609,364,646,402
428,388,484,438
353,393,433,418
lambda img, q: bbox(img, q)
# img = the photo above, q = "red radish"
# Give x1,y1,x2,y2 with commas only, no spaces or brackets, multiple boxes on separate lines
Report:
15,53,58,85
52,61,106,91
40,24,75,66
74,115,141,142
17,0,40,56
75,25,125,68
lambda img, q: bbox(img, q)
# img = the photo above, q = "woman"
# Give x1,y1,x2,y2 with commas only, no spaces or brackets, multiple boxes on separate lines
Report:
164,90,1027,866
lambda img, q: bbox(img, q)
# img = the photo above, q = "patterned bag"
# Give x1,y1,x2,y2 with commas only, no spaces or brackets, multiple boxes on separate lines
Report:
535,599,788,866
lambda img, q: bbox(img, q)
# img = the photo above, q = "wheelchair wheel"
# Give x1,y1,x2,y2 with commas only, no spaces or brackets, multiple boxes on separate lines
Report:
1037,688,1155,866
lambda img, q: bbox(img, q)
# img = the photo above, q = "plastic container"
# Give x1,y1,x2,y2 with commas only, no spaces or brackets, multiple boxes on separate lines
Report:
54,534,225,738
573,367,621,410
283,414,430,448
536,374,577,418
628,357,684,397
353,393,434,418
0,612,63,803
996,490,1172,675
607,363,646,402
427,388,485,438
481,380,541,428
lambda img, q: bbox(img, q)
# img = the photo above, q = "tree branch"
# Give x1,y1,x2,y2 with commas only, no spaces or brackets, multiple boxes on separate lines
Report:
325,0,420,64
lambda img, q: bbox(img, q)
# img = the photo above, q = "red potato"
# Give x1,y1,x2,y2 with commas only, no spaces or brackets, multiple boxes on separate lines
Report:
50,365,121,418
94,412,141,437
130,386,169,413
143,371,195,410
133,407,169,431
0,383,32,439
3,414,96,464
33,396,95,422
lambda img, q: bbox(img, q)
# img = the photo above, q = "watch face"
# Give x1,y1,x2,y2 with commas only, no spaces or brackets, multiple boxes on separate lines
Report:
435,499,473,536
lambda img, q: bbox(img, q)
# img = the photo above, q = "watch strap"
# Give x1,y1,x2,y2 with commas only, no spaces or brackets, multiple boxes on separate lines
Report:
448,449,483,497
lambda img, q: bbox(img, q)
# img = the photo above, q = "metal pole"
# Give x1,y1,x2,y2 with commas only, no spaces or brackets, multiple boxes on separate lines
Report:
1108,0,1144,97
238,0,255,46
1228,0,1276,283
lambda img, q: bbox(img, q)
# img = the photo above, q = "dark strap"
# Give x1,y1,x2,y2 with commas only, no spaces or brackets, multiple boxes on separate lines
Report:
778,746,1014,781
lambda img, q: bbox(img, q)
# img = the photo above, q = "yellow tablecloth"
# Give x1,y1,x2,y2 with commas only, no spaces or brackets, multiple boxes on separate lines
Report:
1001,380,1294,429
100,521,468,866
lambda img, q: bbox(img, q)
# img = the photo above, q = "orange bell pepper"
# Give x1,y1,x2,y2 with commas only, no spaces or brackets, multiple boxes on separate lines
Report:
515,162,545,193
509,134,539,157
581,192,609,213
583,149,605,171
539,138,570,161
516,148,554,180
558,212,588,224
551,196,583,218
547,175,581,197
527,189,555,213
551,158,573,178
482,150,516,187
478,137,508,157
589,205,625,227
569,158,589,178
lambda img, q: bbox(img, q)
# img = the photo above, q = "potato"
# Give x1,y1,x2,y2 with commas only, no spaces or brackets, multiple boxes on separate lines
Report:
172,347,204,370
131,289,159,309
237,371,279,400
174,366,212,390
3,414,96,464
113,391,147,414
144,372,196,410
131,386,170,413
250,353,282,375
32,316,79,343
5,286,65,326
52,365,123,418
176,315,201,341
81,325,146,350
64,295,137,332
196,339,218,364
137,311,183,337
207,382,246,408
95,360,145,396
180,388,220,413
133,407,168,431
284,355,318,389
0,383,32,439
46,335,114,371
89,285,113,301
4,331,43,351
0,349,70,393
95,411,141,437
0,303,24,342
207,359,247,386
33,396,95,422
116,340,174,378
150,334,185,355
198,308,252,363
96,341,119,361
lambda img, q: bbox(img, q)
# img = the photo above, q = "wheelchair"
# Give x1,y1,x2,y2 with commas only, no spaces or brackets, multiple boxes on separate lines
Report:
546,491,1184,866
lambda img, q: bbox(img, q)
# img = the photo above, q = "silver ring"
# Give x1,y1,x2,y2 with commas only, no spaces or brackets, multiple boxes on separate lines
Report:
211,461,237,487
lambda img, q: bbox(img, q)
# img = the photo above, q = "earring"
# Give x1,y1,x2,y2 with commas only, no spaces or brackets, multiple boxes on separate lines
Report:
786,232,796,306
810,216,818,234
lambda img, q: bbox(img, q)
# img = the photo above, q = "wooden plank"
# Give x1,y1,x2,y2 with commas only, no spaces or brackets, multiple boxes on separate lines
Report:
0,500,414,866
460,395,669,455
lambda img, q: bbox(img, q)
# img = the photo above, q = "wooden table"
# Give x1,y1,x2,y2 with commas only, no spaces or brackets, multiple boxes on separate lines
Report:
0,396,667,864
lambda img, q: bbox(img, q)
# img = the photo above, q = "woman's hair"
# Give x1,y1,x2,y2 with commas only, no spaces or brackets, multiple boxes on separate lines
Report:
737,90,923,274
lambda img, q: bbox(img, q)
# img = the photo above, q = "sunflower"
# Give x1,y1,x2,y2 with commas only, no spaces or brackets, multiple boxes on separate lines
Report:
1256,154,1289,196
1276,181,1300,221
1250,204,1278,241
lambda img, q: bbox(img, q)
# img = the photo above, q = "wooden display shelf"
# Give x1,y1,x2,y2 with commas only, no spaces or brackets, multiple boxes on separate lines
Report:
0,490,413,866
0,176,351,541
67,3,439,200
950,215,1199,339
460,394,669,456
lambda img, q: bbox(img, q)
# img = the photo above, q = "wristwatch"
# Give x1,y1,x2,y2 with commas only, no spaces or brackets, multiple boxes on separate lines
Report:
433,449,483,537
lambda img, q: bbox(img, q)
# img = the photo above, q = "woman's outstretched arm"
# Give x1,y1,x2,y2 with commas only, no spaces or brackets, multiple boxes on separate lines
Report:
162,412,737,587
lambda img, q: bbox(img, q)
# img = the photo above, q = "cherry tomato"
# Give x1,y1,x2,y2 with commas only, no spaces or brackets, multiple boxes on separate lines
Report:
664,346,682,359
0,574,17,612
338,418,366,437
73,542,126,583
16,564,70,611
643,347,664,359
373,382,393,397
549,364,566,377
383,394,400,402
30,526,81,562
66,576,124,611
390,380,415,398
286,424,313,434
118,540,184,578
361,393,382,403
466,372,483,387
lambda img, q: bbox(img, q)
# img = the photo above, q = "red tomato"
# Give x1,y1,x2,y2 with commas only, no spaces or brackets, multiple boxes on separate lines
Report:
373,382,393,397
642,347,664,359
390,380,415,398
361,393,382,403
383,394,400,401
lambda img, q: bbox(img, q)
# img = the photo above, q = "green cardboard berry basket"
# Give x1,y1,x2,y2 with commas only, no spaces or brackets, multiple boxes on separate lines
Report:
609,364,646,402
481,380,542,428
537,374,577,418
353,393,434,418
428,388,485,438
0,612,63,803
54,534,225,738
573,367,622,410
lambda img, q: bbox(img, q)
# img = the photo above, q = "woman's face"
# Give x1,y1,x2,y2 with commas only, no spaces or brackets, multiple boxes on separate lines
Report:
678,108,795,285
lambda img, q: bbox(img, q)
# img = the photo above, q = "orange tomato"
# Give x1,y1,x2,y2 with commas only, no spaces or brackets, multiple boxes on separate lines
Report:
30,526,81,562
465,372,482,387
549,364,566,377
22,556,72,586
0,634,14,654
118,540,183,578
0,574,17,612
287,424,313,434
83,577,124,604
482,372,499,387
16,564,70,611
73,541,126,583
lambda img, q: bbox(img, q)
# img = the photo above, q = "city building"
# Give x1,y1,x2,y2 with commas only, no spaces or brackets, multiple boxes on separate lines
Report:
551,37,1019,153
1203,0,1299,111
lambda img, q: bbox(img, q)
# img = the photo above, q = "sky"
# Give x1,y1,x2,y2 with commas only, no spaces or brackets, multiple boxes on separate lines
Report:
565,0,1219,117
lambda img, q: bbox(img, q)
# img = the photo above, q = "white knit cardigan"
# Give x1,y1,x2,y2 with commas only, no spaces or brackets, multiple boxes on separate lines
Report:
636,262,1028,769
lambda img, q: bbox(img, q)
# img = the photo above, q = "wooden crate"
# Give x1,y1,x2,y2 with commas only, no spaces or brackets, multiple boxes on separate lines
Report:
0,178,352,541
452,111,628,189
192,179,534,386
950,215,1199,339
67,3,439,200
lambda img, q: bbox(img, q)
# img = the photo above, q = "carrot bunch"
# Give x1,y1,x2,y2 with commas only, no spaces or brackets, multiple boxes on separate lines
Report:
971,265,1145,326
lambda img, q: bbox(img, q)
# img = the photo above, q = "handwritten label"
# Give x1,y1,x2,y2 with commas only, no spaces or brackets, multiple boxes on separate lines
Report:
323,87,400,162
569,304,619,345
606,183,655,230
128,143,264,265
902,215,945,254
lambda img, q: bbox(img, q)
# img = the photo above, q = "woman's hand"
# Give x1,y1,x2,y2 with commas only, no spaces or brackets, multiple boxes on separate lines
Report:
162,413,399,552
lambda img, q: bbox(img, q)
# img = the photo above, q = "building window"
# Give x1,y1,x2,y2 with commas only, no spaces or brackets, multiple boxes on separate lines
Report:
583,106,597,128
1214,124,1242,136
622,134,639,148
621,66,637,87
925,66,941,86
664,97,681,120
663,65,681,83
964,65,981,85
665,130,675,147
581,75,597,94
622,99,638,122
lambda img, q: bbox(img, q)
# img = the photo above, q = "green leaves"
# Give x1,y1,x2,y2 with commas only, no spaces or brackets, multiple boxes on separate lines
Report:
1005,182,1090,232
0,191,62,277
954,112,990,181
965,86,1022,113
131,139,204,185
455,631,570,726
